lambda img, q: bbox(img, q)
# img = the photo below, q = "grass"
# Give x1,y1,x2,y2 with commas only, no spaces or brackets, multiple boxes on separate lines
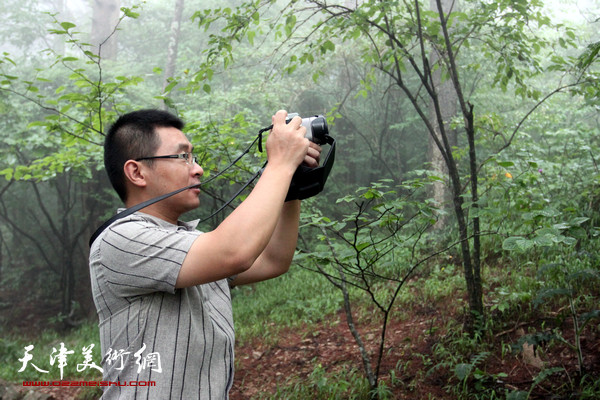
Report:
265,363,374,400
0,321,102,383
232,263,344,345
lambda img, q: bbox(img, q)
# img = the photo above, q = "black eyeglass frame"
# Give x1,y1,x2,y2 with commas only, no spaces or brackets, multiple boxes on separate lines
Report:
135,152,198,165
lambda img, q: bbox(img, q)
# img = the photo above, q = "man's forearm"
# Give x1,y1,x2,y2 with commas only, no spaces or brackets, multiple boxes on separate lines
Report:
177,164,297,287
262,199,301,266
228,200,301,286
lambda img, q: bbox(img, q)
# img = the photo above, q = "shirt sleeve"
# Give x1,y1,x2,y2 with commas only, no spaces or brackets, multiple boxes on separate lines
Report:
96,215,200,297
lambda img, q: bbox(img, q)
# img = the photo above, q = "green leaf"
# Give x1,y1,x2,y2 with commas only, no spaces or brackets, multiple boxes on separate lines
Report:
285,15,296,38
322,40,335,52
0,168,13,181
559,236,577,246
570,217,589,226
60,22,76,31
121,7,140,19
247,30,255,45
580,310,600,324
497,161,514,167
26,121,47,128
502,236,534,251
533,234,554,247
356,242,370,252
454,363,472,381
163,81,178,93
533,208,561,218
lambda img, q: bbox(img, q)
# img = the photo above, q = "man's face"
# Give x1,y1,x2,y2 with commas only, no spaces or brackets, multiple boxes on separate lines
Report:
144,126,204,217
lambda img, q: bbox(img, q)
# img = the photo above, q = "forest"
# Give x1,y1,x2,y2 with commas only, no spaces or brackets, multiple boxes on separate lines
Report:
0,0,599,399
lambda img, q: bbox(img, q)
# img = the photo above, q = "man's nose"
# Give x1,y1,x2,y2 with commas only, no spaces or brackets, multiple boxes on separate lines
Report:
192,163,204,177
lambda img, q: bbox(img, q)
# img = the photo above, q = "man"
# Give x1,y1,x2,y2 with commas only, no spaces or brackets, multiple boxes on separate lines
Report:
89,109,321,399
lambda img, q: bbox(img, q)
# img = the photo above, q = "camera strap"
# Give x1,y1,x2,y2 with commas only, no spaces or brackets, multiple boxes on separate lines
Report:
89,182,200,247
89,134,263,248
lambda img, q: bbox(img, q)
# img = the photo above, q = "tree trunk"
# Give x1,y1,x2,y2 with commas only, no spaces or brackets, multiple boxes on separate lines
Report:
432,0,484,328
91,0,121,60
428,0,457,230
161,0,185,109
52,0,66,55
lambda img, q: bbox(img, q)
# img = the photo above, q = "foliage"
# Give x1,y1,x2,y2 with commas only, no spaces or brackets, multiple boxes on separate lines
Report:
0,9,143,181
453,351,507,398
0,7,149,320
523,259,600,375
494,119,600,255
297,177,442,391
189,0,596,337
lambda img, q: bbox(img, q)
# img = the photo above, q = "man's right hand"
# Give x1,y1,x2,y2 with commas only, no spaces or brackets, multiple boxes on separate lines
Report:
265,110,310,173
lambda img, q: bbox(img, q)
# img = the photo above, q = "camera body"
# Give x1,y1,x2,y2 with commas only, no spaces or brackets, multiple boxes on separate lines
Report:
282,113,335,202
286,113,328,145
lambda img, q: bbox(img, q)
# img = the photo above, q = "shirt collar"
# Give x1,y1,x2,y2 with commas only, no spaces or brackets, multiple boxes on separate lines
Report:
116,209,200,231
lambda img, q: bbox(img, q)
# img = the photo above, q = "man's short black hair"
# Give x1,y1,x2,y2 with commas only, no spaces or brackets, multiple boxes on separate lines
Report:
104,109,185,202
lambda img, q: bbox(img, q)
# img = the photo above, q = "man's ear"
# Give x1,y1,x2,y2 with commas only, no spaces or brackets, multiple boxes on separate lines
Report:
123,160,148,188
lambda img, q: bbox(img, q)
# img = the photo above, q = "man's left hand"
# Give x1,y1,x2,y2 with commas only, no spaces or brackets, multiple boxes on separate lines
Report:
303,142,322,168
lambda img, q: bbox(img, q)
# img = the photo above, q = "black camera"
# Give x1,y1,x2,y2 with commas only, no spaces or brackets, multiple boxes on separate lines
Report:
286,113,328,145
282,113,335,202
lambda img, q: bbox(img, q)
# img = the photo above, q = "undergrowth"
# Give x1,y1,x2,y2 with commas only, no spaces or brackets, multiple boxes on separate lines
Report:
0,320,102,393
263,363,374,400
1,240,597,400
231,264,345,345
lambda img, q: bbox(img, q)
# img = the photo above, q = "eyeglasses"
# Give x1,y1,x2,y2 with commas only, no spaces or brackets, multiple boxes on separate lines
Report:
135,152,199,166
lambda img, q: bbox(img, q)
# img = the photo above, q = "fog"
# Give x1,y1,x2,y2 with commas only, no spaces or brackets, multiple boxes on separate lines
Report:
0,0,598,352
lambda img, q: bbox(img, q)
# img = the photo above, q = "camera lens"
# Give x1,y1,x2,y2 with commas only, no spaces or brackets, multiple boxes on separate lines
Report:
309,116,328,145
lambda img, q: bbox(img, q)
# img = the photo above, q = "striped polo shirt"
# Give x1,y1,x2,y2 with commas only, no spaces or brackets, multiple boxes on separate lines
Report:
89,211,234,399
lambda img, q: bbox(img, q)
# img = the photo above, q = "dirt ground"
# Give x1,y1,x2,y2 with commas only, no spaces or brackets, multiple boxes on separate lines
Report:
229,304,600,399
229,307,450,399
